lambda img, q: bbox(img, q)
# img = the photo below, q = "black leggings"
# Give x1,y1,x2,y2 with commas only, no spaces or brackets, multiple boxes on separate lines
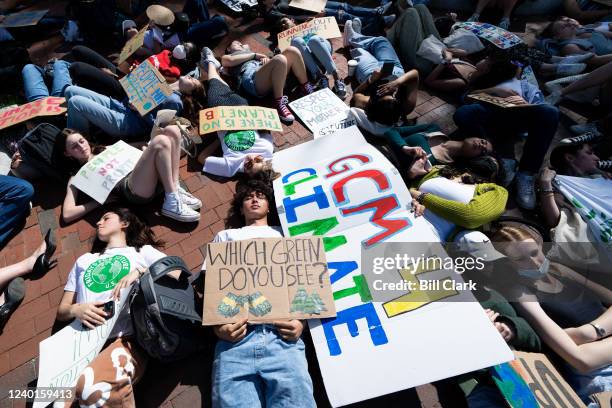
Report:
64,46,125,99
206,78,248,107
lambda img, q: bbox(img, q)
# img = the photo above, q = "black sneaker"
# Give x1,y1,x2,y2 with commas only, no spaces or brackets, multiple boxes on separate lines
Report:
598,160,612,171
0,277,25,332
559,132,602,145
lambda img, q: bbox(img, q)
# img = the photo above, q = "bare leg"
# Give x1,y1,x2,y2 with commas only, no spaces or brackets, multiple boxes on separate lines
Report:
202,62,229,86
562,61,612,96
282,46,309,85
0,241,46,291
587,54,612,68
254,55,288,99
128,126,182,197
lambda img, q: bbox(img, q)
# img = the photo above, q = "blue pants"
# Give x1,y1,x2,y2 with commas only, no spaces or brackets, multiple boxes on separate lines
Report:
348,33,404,84
212,325,315,408
453,102,559,173
22,60,72,102
0,176,34,248
324,1,384,36
184,15,228,45
290,35,336,79
65,85,147,139
183,0,210,21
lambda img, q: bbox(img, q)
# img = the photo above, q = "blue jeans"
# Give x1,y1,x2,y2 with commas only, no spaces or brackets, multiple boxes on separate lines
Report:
0,176,34,248
183,0,210,21
212,324,315,408
184,15,228,44
348,33,404,84
453,102,559,173
467,384,507,408
22,60,72,102
325,2,384,36
65,85,147,140
291,35,336,79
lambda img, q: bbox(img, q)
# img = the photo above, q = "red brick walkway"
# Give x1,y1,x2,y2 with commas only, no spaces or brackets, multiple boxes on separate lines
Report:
0,2,470,407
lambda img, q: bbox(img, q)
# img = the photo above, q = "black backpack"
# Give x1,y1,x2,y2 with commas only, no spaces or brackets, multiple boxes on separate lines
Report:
129,256,203,362
18,123,67,183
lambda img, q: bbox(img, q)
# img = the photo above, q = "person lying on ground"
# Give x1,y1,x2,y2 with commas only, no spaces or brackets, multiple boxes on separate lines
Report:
56,126,201,224
219,40,315,124
197,54,276,178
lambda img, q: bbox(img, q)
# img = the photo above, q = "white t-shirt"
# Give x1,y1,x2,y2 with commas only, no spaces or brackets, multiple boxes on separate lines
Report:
64,245,166,336
348,107,391,137
201,225,283,271
419,177,475,241
203,130,274,177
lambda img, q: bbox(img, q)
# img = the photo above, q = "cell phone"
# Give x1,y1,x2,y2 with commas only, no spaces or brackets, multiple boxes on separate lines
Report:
381,61,394,77
103,300,115,320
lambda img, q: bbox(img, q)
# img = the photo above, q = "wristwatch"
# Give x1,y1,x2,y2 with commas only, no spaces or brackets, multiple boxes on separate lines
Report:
589,323,607,339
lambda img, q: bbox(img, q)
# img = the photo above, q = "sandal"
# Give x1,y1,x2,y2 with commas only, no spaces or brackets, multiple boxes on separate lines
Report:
0,277,26,332
32,229,57,276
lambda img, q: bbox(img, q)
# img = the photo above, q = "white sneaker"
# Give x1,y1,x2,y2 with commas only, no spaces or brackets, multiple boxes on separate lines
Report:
515,171,536,210
555,63,586,77
343,20,355,48
560,131,602,145
569,122,602,136
550,53,594,64
499,158,517,187
162,193,200,222
352,18,362,34
178,185,202,210
544,74,587,93
200,47,221,72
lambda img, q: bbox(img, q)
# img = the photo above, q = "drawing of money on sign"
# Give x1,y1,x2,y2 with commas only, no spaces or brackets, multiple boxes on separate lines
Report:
119,60,173,116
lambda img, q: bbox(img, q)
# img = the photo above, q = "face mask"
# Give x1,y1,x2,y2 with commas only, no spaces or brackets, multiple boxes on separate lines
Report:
518,257,550,280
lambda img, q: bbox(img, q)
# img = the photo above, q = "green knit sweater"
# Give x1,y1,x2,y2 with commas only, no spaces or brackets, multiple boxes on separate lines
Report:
416,168,508,230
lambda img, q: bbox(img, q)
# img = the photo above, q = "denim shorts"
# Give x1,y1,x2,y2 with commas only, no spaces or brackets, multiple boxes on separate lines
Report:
239,61,261,98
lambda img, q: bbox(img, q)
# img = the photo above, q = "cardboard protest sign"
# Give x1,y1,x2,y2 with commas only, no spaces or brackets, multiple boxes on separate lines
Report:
118,25,148,64
33,290,129,408
0,97,66,130
203,237,336,325
277,17,341,51
0,9,48,27
467,93,532,108
70,141,143,204
591,392,612,408
199,106,282,135
554,176,612,246
456,22,522,49
289,88,355,138
272,126,513,407
497,352,587,408
289,0,326,13
119,60,172,115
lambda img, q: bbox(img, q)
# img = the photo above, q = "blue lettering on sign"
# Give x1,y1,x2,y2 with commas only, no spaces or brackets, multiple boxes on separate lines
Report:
283,185,330,223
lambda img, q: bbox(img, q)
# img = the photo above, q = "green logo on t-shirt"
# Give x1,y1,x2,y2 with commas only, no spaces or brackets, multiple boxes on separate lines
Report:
83,255,131,293
224,130,256,152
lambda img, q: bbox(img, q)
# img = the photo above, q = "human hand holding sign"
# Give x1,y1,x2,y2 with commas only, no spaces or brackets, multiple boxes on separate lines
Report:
72,302,107,329
485,309,516,343
214,318,248,342
274,320,304,341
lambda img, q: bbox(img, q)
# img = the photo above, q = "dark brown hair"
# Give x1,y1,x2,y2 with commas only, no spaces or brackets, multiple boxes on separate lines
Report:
53,128,105,176
225,179,279,229
91,207,164,253
181,81,206,125
549,143,589,176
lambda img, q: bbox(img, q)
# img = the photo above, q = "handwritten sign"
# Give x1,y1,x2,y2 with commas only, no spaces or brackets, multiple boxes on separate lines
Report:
118,25,148,64
33,290,129,408
119,60,172,116
467,93,532,108
289,0,326,13
289,88,355,138
0,97,66,130
199,106,282,134
0,10,48,27
456,22,522,49
272,126,513,407
203,237,335,325
70,141,143,204
499,352,588,408
277,16,341,51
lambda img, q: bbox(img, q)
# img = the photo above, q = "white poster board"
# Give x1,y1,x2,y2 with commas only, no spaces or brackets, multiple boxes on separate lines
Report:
70,141,143,204
289,88,355,139
272,126,513,407
33,291,129,408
